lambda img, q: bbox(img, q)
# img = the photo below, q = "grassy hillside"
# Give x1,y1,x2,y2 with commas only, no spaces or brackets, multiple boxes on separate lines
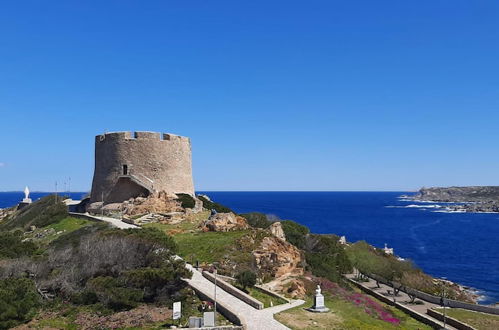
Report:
0,195,68,230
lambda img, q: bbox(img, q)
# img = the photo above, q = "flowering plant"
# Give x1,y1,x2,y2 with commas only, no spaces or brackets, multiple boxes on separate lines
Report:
320,279,400,325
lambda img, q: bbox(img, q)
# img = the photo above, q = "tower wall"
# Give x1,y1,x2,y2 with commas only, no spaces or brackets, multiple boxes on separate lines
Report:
90,131,194,203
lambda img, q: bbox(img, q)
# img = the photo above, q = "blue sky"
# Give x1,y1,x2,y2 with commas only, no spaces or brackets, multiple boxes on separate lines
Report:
1,1,498,192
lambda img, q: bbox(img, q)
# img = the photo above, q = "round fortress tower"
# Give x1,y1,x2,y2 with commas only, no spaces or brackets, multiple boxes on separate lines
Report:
90,131,194,203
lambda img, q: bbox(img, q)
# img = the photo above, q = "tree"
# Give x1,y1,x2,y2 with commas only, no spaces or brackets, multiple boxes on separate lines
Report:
240,213,272,229
280,220,309,249
400,271,432,303
235,270,257,291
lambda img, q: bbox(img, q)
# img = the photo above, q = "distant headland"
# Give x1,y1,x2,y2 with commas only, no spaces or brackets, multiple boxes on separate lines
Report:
406,186,499,213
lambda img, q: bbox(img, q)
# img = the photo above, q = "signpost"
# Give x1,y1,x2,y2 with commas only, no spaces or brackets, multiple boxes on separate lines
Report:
173,301,181,322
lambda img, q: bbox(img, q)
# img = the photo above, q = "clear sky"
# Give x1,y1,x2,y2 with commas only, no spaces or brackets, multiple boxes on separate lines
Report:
1,1,498,192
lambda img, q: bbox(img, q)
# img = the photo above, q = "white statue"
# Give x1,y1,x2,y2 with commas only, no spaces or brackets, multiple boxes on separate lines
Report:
22,186,32,204
307,284,329,312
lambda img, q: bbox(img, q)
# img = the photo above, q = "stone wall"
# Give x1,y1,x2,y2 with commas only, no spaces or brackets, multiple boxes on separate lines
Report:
90,131,194,203
347,278,444,329
202,271,264,310
427,309,476,330
368,273,499,316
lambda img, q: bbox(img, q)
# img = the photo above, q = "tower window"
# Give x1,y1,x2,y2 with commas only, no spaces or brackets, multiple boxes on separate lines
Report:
123,164,128,175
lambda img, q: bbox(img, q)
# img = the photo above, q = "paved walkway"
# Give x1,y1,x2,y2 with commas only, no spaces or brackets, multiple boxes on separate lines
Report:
345,273,457,329
185,264,305,330
69,212,139,229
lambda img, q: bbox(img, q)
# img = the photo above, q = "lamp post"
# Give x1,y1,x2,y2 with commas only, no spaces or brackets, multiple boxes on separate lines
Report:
213,267,217,327
441,277,447,329
392,271,396,304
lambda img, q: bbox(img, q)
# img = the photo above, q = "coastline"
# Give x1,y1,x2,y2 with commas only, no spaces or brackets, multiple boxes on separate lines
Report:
399,194,499,214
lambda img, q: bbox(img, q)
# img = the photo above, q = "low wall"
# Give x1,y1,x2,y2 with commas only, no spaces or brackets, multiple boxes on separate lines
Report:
254,285,290,304
348,278,443,329
202,271,264,310
68,212,102,223
194,327,243,330
368,273,499,315
427,309,476,330
188,284,246,328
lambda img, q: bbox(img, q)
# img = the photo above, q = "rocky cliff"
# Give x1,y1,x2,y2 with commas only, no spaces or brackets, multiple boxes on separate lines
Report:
412,186,499,213
414,186,499,202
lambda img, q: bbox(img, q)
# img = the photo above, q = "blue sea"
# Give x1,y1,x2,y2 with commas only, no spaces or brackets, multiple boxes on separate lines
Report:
2,191,499,304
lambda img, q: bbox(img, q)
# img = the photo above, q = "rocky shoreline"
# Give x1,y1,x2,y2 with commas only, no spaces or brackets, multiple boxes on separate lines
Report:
406,186,499,213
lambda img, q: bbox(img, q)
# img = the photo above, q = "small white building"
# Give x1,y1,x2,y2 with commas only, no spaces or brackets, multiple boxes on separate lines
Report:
383,243,394,255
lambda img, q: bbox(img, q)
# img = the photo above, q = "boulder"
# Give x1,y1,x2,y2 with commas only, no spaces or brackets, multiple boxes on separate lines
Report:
123,191,182,216
252,236,304,278
269,222,286,241
202,213,249,232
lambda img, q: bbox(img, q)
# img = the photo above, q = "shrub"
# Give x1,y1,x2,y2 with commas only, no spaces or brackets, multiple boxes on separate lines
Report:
280,220,309,249
0,231,38,258
86,276,143,311
123,263,190,303
304,234,352,282
235,270,257,291
0,278,40,329
101,227,178,253
71,290,99,305
176,193,196,209
197,195,233,213
240,212,272,229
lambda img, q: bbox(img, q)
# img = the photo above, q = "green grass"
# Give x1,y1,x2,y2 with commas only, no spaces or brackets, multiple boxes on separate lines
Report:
48,217,93,232
29,217,93,244
247,287,287,308
173,230,250,264
434,307,499,330
276,295,432,330
144,221,199,233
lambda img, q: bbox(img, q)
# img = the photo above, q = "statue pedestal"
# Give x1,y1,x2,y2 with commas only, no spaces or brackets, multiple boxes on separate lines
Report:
22,198,32,204
306,293,330,313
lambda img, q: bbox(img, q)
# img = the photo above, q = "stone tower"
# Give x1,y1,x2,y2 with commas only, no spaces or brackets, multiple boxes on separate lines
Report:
90,131,194,203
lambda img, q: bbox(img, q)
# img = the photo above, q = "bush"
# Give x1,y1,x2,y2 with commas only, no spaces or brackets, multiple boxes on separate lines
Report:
304,234,352,282
86,276,143,311
124,263,190,303
0,278,40,329
280,220,309,249
235,270,257,291
240,212,272,229
176,194,196,209
0,231,38,258
101,227,178,253
197,195,233,213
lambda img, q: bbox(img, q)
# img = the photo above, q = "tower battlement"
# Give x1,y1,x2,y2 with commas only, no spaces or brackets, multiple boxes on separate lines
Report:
96,131,190,143
90,131,194,203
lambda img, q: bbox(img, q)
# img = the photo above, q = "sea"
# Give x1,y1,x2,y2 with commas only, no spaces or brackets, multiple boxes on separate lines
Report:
1,191,499,304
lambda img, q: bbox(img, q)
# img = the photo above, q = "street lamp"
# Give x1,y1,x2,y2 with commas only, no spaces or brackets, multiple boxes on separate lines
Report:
441,277,447,329
213,266,217,327
392,271,396,304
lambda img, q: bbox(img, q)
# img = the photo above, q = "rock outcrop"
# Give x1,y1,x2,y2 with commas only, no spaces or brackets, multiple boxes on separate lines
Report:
411,186,499,213
202,213,249,232
414,186,499,202
269,222,286,241
252,236,304,278
123,191,182,216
